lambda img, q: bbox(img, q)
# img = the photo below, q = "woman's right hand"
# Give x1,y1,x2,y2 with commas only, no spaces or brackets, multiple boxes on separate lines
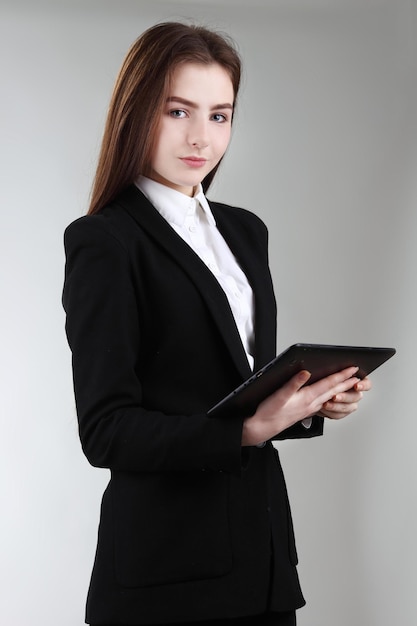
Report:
241,366,360,446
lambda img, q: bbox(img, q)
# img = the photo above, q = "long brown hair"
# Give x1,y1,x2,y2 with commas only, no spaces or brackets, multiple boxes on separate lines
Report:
87,22,242,215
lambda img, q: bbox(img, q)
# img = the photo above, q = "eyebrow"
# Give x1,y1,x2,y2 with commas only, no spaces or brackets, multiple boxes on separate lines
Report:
166,96,234,111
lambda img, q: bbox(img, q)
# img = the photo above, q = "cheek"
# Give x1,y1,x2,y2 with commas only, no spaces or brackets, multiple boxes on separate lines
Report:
152,120,174,153
150,127,173,170
219,132,230,155
216,130,231,157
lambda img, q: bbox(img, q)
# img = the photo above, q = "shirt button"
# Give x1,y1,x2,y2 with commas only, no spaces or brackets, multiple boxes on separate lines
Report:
189,224,197,232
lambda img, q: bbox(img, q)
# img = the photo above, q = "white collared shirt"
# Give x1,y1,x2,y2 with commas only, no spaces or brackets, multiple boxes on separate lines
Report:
136,176,255,370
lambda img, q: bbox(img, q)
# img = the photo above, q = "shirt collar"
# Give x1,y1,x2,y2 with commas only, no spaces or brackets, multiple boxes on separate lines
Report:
135,176,216,228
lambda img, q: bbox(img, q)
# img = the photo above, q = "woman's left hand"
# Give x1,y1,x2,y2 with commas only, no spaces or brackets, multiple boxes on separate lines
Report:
318,376,372,420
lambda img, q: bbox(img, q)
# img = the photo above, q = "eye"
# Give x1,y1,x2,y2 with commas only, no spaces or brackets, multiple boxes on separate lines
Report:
211,113,228,123
169,109,187,119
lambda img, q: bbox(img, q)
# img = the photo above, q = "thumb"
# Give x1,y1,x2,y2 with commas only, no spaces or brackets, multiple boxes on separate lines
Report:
288,369,311,392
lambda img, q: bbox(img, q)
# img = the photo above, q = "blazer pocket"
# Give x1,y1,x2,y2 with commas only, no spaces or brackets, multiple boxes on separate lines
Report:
111,470,233,588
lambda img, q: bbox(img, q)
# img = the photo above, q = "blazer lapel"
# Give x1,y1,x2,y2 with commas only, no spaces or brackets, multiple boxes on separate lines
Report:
117,185,252,381
211,203,277,371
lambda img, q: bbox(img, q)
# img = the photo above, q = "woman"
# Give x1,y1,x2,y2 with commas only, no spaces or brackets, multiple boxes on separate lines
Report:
63,21,370,626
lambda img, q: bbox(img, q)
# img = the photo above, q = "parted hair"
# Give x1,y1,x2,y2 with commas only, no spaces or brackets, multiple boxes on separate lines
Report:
87,21,242,215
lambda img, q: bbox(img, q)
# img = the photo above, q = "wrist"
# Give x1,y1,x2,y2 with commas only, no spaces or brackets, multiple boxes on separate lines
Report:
241,418,262,447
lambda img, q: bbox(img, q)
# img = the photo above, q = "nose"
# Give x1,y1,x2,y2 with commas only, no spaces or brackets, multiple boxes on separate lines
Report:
188,117,209,149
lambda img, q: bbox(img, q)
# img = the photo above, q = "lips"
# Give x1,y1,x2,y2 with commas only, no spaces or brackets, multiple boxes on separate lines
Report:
180,157,207,168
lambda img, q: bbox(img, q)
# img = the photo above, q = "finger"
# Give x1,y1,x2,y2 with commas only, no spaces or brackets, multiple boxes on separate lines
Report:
261,370,312,414
331,390,363,404
328,365,359,381
354,377,372,392
297,375,359,419
320,401,359,418
323,399,359,412
310,366,359,398
281,369,312,394
321,398,359,419
313,375,361,408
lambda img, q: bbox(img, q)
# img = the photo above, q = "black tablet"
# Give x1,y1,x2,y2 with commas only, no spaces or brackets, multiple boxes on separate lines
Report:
207,343,396,419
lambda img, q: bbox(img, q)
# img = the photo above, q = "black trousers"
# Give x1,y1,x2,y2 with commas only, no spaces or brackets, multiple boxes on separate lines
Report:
90,611,296,626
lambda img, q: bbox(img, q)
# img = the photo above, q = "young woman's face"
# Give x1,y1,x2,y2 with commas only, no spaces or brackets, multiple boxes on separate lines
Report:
150,62,234,196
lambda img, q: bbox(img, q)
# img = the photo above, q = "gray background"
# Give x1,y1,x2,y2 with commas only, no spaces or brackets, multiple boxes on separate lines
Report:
1,1,416,625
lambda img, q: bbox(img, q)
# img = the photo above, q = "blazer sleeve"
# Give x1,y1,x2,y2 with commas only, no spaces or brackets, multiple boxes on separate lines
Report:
63,217,244,475
273,416,324,441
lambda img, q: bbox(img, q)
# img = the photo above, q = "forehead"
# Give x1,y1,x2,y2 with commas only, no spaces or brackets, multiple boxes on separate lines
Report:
168,62,234,102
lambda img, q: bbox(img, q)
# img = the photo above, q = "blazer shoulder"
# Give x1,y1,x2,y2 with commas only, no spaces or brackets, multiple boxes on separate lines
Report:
208,200,268,231
208,200,269,250
63,205,137,253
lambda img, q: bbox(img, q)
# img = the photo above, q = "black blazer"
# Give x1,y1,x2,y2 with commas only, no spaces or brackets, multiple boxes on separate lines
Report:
63,185,323,624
